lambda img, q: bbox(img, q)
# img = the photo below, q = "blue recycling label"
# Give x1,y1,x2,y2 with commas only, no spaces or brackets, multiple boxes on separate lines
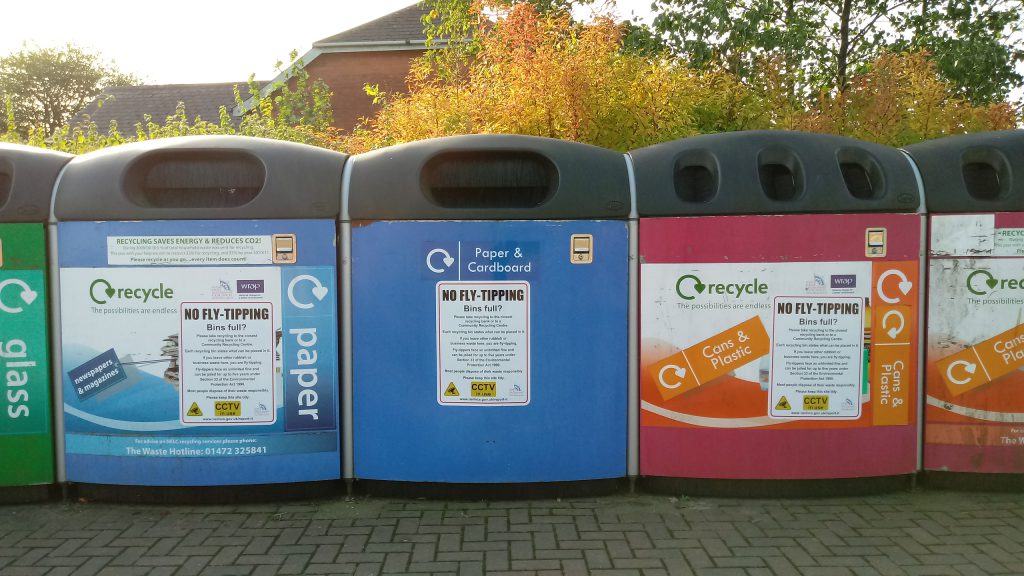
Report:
422,241,540,281
68,349,128,401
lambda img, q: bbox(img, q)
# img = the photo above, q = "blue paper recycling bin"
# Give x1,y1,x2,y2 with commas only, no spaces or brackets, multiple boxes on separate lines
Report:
53,136,345,501
346,135,630,495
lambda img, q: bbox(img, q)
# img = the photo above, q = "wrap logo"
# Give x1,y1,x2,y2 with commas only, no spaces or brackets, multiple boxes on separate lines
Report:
89,278,175,305
675,274,768,300
237,279,265,294
831,275,857,289
966,269,1024,296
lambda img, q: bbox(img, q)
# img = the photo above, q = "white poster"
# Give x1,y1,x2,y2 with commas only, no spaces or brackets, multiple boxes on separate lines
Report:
929,215,994,257
59,267,284,426
769,296,864,419
930,215,1024,258
107,235,274,266
642,261,871,421
180,302,276,424
995,229,1024,257
436,281,530,405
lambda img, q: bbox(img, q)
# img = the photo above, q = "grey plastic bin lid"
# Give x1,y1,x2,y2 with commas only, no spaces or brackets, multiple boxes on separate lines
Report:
630,130,920,216
904,130,1024,214
0,143,72,223
54,136,345,221
346,135,630,221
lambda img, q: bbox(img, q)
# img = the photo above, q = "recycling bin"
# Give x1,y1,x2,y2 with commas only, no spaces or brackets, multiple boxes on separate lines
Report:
52,136,344,501
632,131,923,495
346,135,629,495
0,144,70,502
906,130,1024,487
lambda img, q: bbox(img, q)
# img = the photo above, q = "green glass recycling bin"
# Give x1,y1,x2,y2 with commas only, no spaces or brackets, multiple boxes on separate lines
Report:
0,144,72,501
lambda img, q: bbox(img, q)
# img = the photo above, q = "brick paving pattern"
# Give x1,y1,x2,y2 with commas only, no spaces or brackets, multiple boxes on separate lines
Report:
2,490,1024,575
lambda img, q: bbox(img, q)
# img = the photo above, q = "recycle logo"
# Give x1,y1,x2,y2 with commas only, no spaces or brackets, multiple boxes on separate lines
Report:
675,274,705,300
966,269,1021,296
89,279,116,304
675,274,768,300
89,278,175,305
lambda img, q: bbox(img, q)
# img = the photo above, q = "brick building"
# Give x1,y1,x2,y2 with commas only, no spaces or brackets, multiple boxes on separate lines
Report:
75,4,430,135
235,4,430,132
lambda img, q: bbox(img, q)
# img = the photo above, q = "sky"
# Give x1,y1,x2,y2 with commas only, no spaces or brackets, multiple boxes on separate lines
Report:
2,1,656,85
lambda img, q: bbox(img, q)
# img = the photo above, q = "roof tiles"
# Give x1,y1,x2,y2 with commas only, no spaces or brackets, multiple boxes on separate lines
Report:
70,82,262,132
315,3,429,45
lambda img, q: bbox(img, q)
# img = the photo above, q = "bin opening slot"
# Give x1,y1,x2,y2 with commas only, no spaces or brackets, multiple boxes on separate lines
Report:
759,164,798,201
963,163,1000,199
963,163,1006,202
673,152,717,203
422,151,556,209
125,151,265,208
757,147,803,202
960,147,1010,201
840,163,873,198
837,148,884,200
0,160,11,210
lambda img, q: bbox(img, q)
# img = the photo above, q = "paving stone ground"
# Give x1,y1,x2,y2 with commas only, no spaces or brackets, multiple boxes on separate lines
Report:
2,489,1024,576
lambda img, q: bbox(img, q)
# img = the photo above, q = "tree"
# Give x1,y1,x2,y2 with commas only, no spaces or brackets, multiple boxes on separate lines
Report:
348,3,777,153
346,2,1016,153
1,53,340,155
421,0,590,47
245,50,335,133
650,0,914,92
419,0,613,79
793,51,1018,145
650,0,1024,99
2,6,1015,155
650,0,825,96
0,44,140,137
895,0,1024,104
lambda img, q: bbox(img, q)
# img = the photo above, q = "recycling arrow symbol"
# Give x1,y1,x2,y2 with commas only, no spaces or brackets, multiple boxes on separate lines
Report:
0,278,39,314
876,269,913,304
967,269,999,296
658,364,688,389
946,359,979,386
881,310,905,340
287,275,329,310
426,248,455,274
675,274,704,300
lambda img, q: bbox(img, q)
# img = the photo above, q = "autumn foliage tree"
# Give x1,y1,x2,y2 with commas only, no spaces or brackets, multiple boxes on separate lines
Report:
344,2,1017,153
2,2,1017,155
793,51,1019,146
346,4,773,152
